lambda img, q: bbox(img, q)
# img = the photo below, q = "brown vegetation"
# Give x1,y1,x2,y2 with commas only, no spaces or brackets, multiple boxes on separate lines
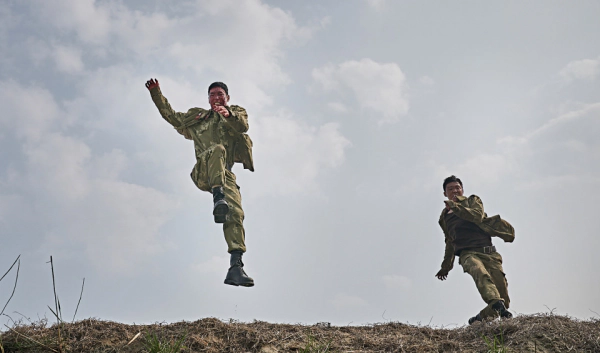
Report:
1,313,599,352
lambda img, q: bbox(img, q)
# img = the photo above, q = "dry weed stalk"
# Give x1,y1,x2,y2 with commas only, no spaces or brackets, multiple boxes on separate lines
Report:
45,256,85,352
0,255,21,317
48,256,65,353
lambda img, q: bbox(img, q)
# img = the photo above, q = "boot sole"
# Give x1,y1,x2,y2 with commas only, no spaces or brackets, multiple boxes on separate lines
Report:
224,279,254,287
213,203,229,223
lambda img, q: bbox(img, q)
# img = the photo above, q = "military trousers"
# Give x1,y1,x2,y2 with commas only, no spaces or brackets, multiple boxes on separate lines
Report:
191,144,246,253
459,250,510,319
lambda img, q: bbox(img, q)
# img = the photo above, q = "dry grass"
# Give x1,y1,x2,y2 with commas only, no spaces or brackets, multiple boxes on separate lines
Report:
0,313,599,352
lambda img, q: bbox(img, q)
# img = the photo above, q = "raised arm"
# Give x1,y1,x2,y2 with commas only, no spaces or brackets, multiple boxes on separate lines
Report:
145,78,185,129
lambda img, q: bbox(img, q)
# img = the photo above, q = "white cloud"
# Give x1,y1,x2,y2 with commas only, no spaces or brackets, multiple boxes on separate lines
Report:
559,57,600,81
440,102,600,190
454,154,516,185
32,0,112,45
0,80,61,142
91,149,129,181
53,45,84,73
43,178,179,273
382,274,412,290
29,0,326,112
312,59,410,124
0,80,180,273
499,102,600,146
331,293,368,310
250,113,351,196
24,132,91,200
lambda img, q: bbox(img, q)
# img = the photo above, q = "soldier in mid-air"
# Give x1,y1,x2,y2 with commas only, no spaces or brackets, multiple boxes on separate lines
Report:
145,78,254,287
435,175,515,324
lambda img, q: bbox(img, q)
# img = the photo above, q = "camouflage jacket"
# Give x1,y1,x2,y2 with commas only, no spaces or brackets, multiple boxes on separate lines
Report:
149,87,254,172
438,195,515,271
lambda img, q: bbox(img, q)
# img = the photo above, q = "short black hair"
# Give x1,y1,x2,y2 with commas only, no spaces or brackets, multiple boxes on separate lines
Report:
208,82,228,95
443,175,463,191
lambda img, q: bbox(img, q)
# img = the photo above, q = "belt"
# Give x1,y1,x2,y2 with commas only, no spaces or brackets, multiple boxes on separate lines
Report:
467,245,496,254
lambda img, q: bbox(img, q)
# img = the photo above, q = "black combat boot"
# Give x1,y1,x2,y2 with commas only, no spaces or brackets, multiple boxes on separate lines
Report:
468,313,482,325
224,251,254,287
212,186,229,223
492,300,513,319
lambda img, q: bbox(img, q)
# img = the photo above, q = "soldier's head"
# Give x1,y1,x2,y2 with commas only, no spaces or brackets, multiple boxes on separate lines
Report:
208,82,230,109
443,175,463,201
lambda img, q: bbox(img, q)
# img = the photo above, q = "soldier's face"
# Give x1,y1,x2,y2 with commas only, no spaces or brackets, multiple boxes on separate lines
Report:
444,182,463,201
208,87,230,109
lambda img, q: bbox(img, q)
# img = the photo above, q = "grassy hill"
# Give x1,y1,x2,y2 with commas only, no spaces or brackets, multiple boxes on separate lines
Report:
1,313,599,352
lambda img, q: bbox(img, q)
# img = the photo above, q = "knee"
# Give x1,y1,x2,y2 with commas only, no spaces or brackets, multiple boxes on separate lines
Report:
225,205,244,224
230,208,245,222
213,144,226,156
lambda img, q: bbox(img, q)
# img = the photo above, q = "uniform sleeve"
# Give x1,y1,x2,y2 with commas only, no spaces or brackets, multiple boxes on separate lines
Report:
149,87,185,129
448,195,484,223
224,105,249,133
439,213,455,271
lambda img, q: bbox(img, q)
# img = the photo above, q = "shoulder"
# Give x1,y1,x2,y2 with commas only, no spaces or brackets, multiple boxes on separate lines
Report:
228,105,247,113
184,107,210,119
467,194,483,205
178,108,209,126
186,107,208,114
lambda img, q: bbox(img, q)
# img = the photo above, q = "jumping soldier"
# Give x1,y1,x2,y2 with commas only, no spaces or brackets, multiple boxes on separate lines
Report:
145,78,255,287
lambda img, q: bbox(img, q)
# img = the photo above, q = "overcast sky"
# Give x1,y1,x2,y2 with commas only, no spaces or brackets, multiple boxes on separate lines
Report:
1,0,600,328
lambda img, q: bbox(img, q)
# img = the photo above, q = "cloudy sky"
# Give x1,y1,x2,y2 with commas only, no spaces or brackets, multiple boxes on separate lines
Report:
1,0,599,327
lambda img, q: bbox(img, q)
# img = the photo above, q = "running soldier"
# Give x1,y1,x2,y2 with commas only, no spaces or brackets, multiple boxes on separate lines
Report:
435,175,515,324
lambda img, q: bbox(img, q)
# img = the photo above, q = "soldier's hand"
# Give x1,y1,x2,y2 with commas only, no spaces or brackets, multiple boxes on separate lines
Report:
145,78,159,91
435,269,449,281
444,200,454,210
212,103,230,117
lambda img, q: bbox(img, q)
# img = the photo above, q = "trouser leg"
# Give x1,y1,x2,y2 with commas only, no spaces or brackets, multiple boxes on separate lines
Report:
207,144,226,188
484,252,510,309
222,170,246,253
460,251,503,319
192,145,245,252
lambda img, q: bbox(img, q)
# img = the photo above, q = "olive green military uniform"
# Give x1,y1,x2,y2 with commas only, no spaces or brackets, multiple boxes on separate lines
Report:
439,195,515,320
150,86,253,253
